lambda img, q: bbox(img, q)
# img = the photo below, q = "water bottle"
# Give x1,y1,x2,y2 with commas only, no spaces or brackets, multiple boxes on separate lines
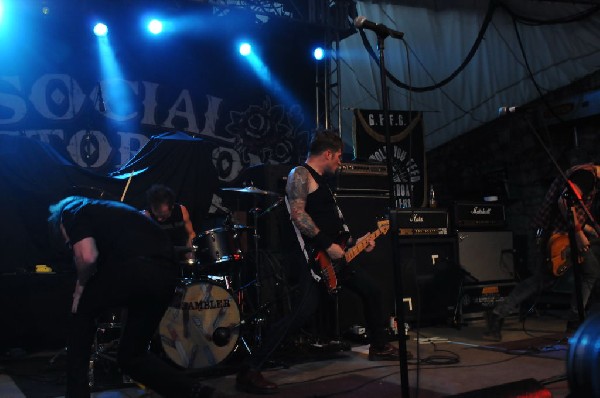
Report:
429,184,437,208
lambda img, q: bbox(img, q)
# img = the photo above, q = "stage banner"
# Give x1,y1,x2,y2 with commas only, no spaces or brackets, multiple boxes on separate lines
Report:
353,109,426,208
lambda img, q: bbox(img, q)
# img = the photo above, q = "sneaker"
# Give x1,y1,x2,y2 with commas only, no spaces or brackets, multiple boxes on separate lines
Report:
482,310,504,342
368,343,413,361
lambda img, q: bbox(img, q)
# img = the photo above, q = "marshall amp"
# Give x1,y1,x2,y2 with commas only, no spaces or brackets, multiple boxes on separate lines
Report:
390,208,449,236
453,201,506,229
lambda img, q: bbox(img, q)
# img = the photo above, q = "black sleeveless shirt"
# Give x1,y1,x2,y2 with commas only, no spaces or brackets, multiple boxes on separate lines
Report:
302,164,348,244
148,204,188,247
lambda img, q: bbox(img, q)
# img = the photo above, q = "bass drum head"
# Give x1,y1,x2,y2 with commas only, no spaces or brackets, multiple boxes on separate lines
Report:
159,281,240,369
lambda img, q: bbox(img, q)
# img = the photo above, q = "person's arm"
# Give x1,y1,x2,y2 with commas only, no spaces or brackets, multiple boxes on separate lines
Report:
558,188,591,253
180,205,196,259
286,167,344,260
71,237,99,313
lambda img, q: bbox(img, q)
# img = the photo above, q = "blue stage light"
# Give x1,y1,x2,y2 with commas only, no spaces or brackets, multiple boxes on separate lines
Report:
93,23,108,37
148,19,163,35
313,47,324,61
239,42,252,57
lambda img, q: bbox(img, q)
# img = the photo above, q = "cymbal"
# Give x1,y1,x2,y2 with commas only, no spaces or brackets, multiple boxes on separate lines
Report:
221,186,279,196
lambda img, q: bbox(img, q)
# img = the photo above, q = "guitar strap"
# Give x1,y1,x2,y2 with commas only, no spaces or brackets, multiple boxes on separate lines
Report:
302,163,350,238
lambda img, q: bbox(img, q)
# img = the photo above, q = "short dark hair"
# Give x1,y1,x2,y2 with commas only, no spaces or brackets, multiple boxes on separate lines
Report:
146,184,175,208
308,130,343,156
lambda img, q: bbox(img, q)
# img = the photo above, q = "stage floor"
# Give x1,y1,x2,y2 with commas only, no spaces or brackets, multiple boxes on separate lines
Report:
0,311,572,397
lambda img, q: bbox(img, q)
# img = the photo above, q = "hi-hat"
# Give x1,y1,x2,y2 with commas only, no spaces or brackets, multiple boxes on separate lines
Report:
221,186,279,196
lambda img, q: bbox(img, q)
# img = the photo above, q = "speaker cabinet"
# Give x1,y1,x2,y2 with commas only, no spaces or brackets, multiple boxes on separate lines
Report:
398,237,460,325
334,195,396,333
334,196,460,330
457,231,515,283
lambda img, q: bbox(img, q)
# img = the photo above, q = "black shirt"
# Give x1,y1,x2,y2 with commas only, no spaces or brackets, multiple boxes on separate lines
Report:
302,164,347,243
61,199,173,267
147,203,188,247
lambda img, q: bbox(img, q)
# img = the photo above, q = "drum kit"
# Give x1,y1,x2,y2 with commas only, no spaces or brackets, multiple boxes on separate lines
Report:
157,185,285,370
64,184,288,386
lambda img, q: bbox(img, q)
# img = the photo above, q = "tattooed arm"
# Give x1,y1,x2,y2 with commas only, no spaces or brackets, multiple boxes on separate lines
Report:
286,166,344,259
286,166,318,237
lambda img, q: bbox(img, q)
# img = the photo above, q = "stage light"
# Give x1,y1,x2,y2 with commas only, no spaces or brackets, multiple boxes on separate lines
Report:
313,47,324,61
148,19,163,35
93,23,108,37
239,42,252,57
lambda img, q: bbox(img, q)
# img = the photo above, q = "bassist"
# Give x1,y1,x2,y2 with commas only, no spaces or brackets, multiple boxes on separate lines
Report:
235,130,412,395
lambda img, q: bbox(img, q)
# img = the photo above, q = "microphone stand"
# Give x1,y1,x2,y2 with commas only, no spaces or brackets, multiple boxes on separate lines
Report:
376,31,411,398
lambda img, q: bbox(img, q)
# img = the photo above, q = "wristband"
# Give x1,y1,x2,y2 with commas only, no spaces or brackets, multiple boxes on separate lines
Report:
313,231,334,250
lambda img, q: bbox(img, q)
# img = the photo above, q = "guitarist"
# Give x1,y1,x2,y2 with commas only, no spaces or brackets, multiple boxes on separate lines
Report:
235,130,411,395
484,163,600,341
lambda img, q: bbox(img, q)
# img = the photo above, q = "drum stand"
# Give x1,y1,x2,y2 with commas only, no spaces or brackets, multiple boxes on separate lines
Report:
247,198,284,348
88,314,132,388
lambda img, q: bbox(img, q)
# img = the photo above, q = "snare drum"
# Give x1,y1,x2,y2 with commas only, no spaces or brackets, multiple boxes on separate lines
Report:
159,281,240,369
193,227,244,266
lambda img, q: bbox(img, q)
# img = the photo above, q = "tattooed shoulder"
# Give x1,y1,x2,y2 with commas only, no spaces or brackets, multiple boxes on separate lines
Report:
286,166,310,200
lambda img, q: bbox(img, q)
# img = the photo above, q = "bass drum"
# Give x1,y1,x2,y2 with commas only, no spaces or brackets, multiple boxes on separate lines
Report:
159,281,240,369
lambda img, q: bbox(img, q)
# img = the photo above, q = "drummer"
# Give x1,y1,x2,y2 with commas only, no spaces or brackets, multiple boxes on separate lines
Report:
143,184,196,260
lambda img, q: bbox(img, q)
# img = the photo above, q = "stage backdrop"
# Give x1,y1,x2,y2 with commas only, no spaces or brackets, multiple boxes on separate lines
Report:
0,7,319,271
353,109,426,207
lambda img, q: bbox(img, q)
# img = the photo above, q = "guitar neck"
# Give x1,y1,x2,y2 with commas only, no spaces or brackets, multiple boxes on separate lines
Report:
344,229,383,263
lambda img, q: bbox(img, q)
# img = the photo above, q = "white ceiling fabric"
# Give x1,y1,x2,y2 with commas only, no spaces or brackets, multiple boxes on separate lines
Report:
338,0,600,151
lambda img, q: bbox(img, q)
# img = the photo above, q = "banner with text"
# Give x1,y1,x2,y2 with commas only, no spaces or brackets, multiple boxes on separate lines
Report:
353,109,426,208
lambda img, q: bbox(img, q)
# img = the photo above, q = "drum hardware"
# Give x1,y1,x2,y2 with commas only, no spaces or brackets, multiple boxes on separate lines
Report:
210,185,286,350
89,310,126,388
221,186,279,196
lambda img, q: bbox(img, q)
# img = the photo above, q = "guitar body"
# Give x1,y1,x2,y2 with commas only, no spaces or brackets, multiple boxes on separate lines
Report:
310,220,390,295
312,236,347,294
548,233,576,277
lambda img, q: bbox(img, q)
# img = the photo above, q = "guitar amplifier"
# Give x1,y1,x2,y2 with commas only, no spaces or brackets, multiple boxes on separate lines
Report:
334,162,389,194
453,202,506,229
390,208,449,236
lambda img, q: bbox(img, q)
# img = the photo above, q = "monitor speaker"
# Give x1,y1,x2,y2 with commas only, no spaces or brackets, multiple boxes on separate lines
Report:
457,231,515,283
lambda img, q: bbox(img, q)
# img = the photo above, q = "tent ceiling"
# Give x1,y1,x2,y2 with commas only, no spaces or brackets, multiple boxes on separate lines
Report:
336,1,600,150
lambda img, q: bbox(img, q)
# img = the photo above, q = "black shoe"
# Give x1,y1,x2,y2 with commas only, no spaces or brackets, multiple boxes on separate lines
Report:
236,369,279,395
190,381,217,398
368,343,413,361
482,310,504,342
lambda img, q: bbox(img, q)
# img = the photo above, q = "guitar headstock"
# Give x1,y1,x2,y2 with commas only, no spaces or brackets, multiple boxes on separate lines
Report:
376,219,390,235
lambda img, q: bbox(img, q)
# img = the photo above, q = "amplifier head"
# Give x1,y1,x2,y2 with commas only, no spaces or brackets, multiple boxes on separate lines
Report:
453,201,506,229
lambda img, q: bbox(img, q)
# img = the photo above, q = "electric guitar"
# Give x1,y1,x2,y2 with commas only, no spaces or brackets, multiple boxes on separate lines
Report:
547,233,582,277
312,220,389,294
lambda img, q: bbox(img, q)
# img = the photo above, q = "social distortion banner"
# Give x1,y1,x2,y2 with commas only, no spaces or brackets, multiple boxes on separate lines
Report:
353,109,426,208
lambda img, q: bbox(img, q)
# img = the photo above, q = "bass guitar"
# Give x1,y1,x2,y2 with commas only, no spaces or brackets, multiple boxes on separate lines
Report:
312,220,389,294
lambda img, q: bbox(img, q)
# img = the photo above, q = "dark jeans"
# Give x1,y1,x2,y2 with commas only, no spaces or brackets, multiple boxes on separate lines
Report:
247,259,388,370
494,240,600,320
66,258,194,398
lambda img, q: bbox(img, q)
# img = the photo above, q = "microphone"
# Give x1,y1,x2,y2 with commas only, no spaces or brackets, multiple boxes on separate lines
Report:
97,82,106,113
498,106,530,116
354,16,404,39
